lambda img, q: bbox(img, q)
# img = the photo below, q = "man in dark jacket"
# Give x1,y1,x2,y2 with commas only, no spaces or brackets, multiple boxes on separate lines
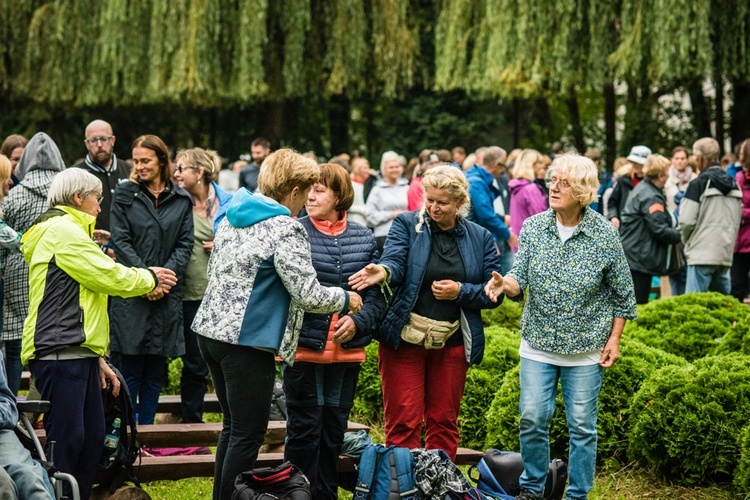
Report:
72,119,131,232
238,137,271,192
679,138,742,294
607,145,650,230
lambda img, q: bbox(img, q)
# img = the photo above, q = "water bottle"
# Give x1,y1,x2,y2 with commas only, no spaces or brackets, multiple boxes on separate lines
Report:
100,417,121,469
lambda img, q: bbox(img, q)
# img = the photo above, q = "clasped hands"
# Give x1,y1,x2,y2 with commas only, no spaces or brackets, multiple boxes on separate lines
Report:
144,267,179,301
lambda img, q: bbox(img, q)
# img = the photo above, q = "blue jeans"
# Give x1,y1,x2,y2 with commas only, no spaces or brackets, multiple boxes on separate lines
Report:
119,354,165,425
685,264,731,295
0,340,22,395
669,267,687,297
0,429,54,500
519,358,603,500
500,249,515,275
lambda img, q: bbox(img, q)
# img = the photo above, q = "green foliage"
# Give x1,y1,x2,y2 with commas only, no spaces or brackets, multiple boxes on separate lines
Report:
481,299,523,331
459,326,520,449
735,423,750,495
624,292,749,361
351,342,383,425
715,315,750,356
163,357,184,396
628,355,750,485
597,338,687,463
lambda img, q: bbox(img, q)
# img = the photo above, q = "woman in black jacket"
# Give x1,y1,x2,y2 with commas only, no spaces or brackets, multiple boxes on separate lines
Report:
284,163,385,499
109,135,194,425
620,154,682,304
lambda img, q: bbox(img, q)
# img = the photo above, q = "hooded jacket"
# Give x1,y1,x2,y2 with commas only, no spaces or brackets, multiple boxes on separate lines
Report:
21,206,155,364
365,178,409,237
466,165,511,244
1,132,65,342
620,178,682,275
109,180,194,357
508,179,548,241
606,174,637,223
191,189,349,364
678,165,742,266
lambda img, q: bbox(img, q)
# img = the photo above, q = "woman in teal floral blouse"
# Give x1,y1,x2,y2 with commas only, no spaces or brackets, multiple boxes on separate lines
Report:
485,154,637,500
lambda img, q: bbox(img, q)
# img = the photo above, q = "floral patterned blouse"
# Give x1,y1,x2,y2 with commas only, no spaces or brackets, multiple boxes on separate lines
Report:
507,207,637,354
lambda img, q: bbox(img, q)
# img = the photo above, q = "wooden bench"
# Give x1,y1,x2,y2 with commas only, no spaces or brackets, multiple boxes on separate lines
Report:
135,447,485,483
155,394,222,414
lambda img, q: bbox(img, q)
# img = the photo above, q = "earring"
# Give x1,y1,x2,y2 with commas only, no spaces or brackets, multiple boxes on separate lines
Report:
197,179,201,185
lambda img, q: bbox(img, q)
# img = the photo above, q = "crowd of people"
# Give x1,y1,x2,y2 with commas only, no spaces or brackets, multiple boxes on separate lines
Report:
0,119,747,500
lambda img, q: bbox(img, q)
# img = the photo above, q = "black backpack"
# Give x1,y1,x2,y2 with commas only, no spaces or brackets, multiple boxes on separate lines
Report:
232,462,311,500
471,450,567,500
96,366,142,493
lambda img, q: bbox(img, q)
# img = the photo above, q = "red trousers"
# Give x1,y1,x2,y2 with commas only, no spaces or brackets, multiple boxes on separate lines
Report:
378,342,469,460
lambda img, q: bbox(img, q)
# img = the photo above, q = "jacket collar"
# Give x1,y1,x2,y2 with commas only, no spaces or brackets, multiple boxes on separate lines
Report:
55,205,97,237
542,207,597,240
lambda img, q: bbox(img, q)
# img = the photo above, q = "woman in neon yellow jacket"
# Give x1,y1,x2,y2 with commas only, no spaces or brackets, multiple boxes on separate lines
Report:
20,168,177,500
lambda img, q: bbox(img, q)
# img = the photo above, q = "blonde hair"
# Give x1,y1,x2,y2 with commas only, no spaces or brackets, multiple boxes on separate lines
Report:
257,148,320,202
416,164,470,232
549,154,599,206
642,154,671,180
175,147,221,182
0,155,11,183
513,149,542,181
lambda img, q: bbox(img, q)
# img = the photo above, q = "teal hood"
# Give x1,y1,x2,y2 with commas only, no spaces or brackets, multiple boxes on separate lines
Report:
226,188,290,228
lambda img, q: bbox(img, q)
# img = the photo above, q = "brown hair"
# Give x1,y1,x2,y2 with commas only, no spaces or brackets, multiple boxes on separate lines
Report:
672,146,688,158
317,163,354,212
642,154,671,180
132,135,171,183
1,134,28,158
257,148,319,201
740,139,750,170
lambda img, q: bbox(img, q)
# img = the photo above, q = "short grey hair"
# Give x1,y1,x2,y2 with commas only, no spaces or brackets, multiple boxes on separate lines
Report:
549,154,599,206
693,137,720,165
47,168,103,208
482,146,507,167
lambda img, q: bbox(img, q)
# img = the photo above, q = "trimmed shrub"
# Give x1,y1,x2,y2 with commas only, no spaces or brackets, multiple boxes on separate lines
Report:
597,339,687,463
351,342,383,425
483,337,686,462
735,423,750,495
627,355,750,485
482,299,523,331
715,315,750,356
624,292,748,361
459,326,521,449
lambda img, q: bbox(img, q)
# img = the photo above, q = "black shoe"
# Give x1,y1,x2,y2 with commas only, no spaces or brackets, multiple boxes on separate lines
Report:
515,489,543,500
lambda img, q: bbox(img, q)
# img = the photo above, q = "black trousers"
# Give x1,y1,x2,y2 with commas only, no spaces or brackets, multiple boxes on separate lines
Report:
631,269,654,305
730,252,750,301
283,362,361,500
181,300,209,422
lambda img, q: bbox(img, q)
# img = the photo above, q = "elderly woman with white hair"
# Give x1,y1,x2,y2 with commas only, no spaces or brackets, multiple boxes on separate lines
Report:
365,151,409,251
20,168,177,500
485,154,637,500
350,165,502,460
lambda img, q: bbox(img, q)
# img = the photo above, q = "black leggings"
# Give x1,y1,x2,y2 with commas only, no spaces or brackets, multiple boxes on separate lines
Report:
730,252,750,301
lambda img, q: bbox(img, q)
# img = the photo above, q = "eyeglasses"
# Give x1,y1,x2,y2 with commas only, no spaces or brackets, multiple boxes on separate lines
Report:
175,165,195,173
85,136,113,145
545,177,571,190
88,192,104,204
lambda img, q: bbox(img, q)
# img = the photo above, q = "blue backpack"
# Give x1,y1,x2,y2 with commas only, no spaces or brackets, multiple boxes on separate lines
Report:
353,444,418,500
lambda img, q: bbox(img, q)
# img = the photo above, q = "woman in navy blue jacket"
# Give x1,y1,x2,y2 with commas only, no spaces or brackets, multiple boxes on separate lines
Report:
350,165,503,459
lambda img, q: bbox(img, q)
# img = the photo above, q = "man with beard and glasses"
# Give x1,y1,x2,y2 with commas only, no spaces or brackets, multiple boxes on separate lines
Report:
72,120,131,232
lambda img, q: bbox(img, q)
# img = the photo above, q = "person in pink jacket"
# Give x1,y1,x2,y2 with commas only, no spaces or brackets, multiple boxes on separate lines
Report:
508,149,549,250
731,139,750,301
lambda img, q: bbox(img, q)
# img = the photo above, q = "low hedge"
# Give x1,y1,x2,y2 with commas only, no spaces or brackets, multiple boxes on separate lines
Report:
351,342,383,425
624,292,748,361
481,299,523,331
458,326,521,449
628,355,750,485
735,423,750,495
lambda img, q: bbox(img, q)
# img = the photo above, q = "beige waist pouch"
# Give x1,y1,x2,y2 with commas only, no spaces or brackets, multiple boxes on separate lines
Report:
400,312,460,350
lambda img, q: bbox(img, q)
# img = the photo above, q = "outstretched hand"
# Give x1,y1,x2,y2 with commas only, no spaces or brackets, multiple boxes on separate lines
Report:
484,271,505,303
348,264,385,291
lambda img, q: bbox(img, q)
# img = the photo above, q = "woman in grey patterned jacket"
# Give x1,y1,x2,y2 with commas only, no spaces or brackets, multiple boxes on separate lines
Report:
0,132,64,395
192,149,363,500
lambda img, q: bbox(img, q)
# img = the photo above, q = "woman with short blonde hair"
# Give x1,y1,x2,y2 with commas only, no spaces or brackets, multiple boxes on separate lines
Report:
193,149,363,500
485,154,636,500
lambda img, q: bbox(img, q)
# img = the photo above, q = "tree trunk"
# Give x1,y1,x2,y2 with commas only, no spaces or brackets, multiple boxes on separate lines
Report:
260,101,285,147
686,79,712,138
714,74,725,153
566,87,585,153
535,97,554,145
731,79,750,147
604,81,617,171
328,94,351,156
